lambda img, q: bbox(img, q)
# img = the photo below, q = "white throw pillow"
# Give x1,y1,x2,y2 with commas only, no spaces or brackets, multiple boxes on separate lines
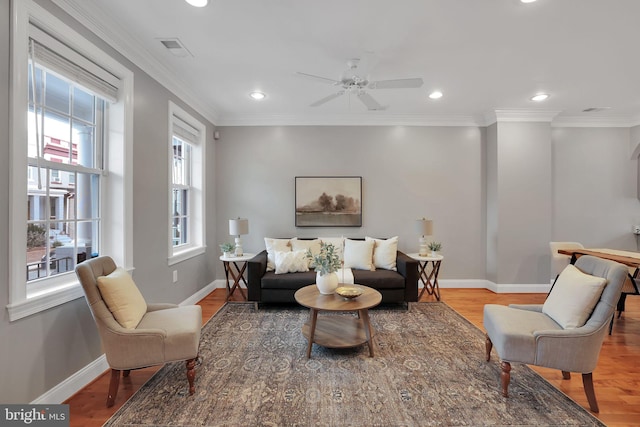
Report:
264,238,291,271
366,236,398,271
343,239,375,271
542,264,607,329
319,237,345,260
274,250,309,274
97,267,147,329
291,238,322,268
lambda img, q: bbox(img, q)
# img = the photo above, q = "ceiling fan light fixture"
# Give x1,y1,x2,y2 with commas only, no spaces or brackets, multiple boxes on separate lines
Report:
249,91,266,100
530,93,549,102
185,0,208,6
428,91,443,100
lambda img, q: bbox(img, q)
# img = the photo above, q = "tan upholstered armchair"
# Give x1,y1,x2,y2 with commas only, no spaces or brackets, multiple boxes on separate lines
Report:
75,256,202,407
483,255,627,413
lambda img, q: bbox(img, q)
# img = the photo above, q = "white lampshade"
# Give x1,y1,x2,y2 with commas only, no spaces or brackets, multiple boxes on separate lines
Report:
229,218,249,236
416,218,433,236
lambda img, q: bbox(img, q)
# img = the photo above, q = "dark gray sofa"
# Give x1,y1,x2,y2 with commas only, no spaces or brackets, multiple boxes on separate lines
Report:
247,239,418,305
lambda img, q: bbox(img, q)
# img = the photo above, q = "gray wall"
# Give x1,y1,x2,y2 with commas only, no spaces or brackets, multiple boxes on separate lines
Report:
214,125,487,280
216,123,640,286
552,127,638,250
0,0,216,403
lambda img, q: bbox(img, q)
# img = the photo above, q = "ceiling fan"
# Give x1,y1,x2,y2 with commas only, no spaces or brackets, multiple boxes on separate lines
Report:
297,58,423,111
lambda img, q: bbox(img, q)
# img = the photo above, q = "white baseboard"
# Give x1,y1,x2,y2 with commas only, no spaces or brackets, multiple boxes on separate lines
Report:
430,279,550,294
31,355,109,404
33,280,221,404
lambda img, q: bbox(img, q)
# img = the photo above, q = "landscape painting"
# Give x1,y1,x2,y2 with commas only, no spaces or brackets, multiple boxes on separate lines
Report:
295,176,362,227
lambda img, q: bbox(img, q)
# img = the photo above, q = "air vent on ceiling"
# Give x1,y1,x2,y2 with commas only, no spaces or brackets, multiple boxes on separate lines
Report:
582,107,611,113
158,38,193,58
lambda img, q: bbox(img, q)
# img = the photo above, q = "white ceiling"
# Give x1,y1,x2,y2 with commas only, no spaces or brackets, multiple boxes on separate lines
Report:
54,0,640,127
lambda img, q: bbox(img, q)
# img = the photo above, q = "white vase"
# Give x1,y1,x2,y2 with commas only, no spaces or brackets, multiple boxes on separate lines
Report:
316,271,339,295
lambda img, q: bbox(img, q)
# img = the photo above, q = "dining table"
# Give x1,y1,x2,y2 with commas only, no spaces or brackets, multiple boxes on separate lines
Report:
557,248,640,325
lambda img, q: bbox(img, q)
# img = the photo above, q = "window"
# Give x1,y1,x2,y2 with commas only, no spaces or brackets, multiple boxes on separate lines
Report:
26,62,103,284
168,102,206,264
8,1,133,321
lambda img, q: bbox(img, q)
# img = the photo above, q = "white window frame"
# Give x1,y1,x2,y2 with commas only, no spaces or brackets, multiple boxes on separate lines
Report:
167,102,206,265
7,0,133,321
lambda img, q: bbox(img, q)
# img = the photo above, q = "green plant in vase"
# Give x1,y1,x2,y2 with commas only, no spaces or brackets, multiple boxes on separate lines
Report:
428,241,442,256
306,242,342,294
219,242,235,257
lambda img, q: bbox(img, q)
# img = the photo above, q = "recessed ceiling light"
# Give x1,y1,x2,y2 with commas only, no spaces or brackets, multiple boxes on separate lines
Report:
250,91,266,100
521,0,537,3
185,0,208,7
428,91,443,100
530,93,549,102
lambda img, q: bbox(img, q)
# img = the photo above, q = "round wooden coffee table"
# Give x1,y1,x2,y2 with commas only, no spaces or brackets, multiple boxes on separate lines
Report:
294,284,382,358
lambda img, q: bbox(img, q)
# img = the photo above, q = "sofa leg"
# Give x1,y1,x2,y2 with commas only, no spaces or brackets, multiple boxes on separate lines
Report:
485,334,492,362
186,358,197,395
106,369,120,407
500,361,511,398
562,371,571,380
582,372,599,413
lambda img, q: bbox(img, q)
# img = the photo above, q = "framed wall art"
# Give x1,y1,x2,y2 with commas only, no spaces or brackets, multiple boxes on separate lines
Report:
295,176,362,227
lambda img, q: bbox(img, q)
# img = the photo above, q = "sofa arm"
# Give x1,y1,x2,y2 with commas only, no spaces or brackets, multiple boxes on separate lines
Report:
247,250,267,302
397,251,418,302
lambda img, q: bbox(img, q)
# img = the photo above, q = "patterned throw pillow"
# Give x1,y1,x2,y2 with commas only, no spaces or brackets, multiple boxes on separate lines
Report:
274,250,310,274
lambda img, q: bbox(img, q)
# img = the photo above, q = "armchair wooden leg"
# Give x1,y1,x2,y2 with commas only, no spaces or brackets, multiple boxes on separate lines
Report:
562,371,571,380
186,358,197,395
500,361,511,398
485,334,492,362
107,369,121,408
582,373,599,413
123,370,131,378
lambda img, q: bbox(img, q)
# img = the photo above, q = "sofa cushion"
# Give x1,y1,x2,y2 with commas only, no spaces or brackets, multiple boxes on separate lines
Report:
291,238,321,268
264,238,291,271
366,236,398,271
274,250,309,274
353,269,405,290
343,238,375,271
261,271,316,290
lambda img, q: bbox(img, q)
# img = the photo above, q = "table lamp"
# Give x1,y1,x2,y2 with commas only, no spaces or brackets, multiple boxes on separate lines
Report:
416,218,433,256
229,218,249,256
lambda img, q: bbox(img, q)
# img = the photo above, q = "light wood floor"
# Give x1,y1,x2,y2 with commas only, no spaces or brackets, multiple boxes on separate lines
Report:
65,288,640,426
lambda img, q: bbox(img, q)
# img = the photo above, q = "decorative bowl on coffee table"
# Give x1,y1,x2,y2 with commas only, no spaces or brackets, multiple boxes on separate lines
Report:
336,285,364,300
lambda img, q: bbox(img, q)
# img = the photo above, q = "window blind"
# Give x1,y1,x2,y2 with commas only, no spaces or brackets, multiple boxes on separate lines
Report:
29,25,119,103
172,115,200,144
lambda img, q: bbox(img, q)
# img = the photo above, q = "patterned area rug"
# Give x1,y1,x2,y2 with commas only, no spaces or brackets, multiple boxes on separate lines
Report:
104,302,604,426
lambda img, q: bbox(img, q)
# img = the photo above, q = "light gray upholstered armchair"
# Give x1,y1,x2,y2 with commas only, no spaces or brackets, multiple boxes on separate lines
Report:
75,256,202,407
483,255,627,413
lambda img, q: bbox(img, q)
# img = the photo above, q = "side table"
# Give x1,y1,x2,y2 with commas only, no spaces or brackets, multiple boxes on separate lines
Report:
220,253,255,302
408,253,443,301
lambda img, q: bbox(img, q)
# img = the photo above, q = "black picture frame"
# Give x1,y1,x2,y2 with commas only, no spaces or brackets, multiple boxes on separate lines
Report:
295,176,362,227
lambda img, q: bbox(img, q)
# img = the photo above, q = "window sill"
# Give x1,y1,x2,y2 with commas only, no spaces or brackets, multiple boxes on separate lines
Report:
6,281,84,322
168,246,206,266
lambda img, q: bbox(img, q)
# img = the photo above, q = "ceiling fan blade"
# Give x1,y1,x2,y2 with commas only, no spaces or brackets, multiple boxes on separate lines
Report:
296,72,341,85
357,92,385,111
368,78,424,89
310,91,344,107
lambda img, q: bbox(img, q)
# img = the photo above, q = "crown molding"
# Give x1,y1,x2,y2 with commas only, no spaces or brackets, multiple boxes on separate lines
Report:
551,115,637,128
484,109,562,125
216,113,485,127
50,0,220,125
